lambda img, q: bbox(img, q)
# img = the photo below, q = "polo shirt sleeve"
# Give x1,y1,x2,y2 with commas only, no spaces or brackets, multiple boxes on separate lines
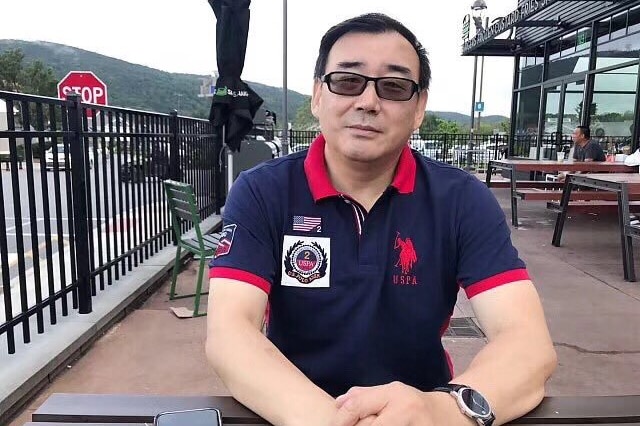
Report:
208,173,276,294
455,177,529,298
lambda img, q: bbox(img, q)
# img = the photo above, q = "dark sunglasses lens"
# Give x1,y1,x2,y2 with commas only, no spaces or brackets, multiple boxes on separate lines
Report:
328,73,366,95
377,78,415,101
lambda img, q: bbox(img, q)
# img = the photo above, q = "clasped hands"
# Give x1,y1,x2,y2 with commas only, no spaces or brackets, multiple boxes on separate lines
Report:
329,381,473,426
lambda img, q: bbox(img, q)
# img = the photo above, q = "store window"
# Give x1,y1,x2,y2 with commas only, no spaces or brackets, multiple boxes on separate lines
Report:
628,5,640,34
590,64,638,144
611,10,628,40
596,31,640,69
513,87,541,156
515,87,542,134
518,45,544,87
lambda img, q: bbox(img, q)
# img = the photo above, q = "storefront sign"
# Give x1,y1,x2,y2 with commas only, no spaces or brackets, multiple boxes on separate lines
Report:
462,0,558,53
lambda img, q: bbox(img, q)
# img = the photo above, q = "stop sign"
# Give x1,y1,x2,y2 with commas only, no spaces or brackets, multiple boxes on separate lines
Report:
57,71,108,117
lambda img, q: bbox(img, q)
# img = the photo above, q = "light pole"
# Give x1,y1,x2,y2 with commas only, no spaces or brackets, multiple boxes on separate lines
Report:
467,0,487,170
471,0,487,132
282,0,289,155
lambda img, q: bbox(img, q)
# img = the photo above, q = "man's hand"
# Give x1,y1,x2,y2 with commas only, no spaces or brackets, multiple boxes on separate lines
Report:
331,382,473,426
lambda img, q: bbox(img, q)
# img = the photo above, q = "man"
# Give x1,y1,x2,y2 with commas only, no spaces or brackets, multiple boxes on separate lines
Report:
206,13,556,426
572,125,606,162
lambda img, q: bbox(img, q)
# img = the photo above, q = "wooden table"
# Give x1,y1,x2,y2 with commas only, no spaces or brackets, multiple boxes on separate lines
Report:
552,173,640,281
486,160,637,227
27,393,640,425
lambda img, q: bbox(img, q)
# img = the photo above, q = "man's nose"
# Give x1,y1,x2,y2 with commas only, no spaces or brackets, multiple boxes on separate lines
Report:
354,81,381,112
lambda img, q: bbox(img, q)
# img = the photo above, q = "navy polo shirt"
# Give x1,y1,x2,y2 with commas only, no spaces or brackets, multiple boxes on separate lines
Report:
210,134,529,397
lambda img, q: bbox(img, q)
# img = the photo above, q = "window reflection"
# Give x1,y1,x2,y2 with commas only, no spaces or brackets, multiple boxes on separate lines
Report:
596,28,640,69
590,65,638,149
519,45,544,87
513,88,541,157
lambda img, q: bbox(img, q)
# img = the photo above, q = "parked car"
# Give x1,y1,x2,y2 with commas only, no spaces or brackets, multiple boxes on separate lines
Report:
45,144,94,170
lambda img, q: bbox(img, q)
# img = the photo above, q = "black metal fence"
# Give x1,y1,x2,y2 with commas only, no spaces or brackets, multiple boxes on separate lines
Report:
0,91,220,354
288,130,509,170
289,130,633,164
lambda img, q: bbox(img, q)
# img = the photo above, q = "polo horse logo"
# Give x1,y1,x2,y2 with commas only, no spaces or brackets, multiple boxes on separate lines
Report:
394,232,417,274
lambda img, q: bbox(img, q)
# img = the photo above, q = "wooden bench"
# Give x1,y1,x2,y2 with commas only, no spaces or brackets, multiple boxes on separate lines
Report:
488,180,565,189
517,189,622,201
547,200,640,214
28,393,640,425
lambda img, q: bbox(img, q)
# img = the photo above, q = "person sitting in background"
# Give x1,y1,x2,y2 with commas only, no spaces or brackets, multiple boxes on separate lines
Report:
572,125,605,162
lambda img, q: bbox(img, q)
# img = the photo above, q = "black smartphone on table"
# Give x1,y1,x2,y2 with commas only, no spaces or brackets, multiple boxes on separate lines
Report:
154,407,222,426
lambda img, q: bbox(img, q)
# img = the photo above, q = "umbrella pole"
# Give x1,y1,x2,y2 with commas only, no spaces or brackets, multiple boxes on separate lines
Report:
225,125,234,194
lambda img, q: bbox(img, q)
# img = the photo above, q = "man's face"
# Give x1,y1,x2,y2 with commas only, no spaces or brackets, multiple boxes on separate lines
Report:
572,128,585,144
311,31,427,164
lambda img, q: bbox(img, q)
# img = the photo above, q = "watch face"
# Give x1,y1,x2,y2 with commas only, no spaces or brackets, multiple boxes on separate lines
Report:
459,388,491,417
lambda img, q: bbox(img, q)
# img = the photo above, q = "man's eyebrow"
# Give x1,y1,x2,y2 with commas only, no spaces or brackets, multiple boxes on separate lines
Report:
385,64,413,76
334,61,413,77
335,61,364,70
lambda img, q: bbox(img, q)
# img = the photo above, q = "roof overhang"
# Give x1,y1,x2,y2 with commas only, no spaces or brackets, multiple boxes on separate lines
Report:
461,0,636,56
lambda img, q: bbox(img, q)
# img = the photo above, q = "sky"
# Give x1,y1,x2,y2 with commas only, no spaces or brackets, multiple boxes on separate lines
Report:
0,0,520,117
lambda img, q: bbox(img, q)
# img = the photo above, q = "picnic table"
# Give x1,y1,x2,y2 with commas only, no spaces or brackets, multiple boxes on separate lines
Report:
486,159,638,227
552,173,640,282
25,393,640,425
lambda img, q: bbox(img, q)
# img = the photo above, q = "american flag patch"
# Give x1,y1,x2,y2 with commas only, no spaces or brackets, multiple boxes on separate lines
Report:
292,215,321,232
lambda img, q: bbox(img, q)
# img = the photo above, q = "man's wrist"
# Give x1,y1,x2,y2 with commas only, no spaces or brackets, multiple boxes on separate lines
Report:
424,391,476,426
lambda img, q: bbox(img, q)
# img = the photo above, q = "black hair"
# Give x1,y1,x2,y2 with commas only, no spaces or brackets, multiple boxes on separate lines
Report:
313,13,431,91
576,125,591,139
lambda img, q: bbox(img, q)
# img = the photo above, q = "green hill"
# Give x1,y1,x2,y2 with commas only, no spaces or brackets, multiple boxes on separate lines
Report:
429,110,509,126
0,39,308,121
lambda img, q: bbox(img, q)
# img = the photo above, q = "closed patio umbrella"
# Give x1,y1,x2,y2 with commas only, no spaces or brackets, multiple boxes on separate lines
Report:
208,0,263,194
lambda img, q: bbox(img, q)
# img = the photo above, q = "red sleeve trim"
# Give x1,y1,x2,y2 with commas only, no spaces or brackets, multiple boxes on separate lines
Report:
465,268,530,299
209,267,271,294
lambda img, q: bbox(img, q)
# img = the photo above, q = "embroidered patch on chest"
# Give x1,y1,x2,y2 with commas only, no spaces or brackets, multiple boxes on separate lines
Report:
393,231,419,285
281,235,330,287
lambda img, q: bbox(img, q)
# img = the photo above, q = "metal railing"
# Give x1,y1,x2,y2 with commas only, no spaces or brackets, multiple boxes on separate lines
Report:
0,91,220,354
288,130,509,171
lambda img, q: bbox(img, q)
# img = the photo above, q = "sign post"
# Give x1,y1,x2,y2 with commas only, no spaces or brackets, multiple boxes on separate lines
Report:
57,71,108,118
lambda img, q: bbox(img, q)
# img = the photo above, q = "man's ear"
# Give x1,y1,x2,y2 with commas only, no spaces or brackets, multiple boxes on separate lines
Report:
413,91,428,130
311,79,322,118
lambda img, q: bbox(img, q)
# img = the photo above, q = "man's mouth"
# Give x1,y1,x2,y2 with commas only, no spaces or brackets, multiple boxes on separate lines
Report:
347,125,382,133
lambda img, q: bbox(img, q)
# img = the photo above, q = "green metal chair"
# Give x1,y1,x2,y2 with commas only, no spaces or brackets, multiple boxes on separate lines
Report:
163,180,220,317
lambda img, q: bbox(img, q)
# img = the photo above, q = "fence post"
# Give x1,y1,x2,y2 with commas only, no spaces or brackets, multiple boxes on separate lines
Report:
67,93,92,314
169,110,181,180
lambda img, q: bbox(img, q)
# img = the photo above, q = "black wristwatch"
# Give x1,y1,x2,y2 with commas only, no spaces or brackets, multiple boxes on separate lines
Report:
432,383,495,426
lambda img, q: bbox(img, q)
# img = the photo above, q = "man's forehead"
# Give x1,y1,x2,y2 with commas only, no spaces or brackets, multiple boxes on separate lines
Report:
326,31,419,75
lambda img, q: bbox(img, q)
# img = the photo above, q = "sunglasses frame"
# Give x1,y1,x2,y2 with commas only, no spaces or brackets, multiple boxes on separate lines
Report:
322,71,420,101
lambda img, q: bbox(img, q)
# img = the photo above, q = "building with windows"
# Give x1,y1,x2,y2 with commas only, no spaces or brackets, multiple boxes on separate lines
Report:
463,0,640,159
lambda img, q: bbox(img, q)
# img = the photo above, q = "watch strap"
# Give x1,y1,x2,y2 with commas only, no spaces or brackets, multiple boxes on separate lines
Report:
432,383,466,393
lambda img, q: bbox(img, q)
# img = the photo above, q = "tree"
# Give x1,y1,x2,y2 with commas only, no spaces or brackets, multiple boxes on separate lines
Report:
21,60,57,96
419,113,438,133
498,119,510,133
0,48,57,96
0,48,25,91
292,98,319,130
435,118,461,134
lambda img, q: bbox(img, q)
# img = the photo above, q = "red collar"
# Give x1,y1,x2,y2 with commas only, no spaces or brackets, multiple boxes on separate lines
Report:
303,134,417,202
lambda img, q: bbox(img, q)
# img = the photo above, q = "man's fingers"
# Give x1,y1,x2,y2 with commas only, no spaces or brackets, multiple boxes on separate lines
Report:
355,415,378,426
332,386,391,426
370,408,406,426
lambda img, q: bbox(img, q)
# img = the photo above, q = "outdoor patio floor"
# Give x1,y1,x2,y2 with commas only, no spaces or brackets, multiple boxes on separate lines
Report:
8,186,640,426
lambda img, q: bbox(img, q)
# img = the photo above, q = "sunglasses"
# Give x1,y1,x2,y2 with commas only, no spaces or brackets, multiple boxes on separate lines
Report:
322,71,419,101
